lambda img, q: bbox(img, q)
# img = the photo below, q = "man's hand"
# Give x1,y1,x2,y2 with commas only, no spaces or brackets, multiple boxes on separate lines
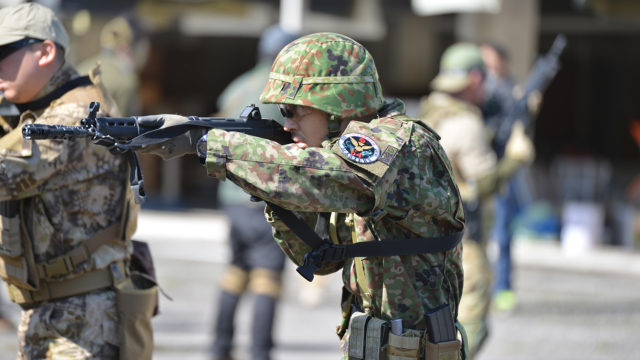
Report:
505,121,535,164
136,114,206,160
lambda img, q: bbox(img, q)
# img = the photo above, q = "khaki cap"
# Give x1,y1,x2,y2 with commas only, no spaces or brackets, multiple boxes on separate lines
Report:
0,3,69,50
431,42,485,93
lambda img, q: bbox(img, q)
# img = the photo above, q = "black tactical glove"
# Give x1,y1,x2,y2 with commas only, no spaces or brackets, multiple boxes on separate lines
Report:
136,114,206,160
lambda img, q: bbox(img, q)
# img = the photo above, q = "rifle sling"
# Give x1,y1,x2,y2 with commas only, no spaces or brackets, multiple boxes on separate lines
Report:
266,201,463,281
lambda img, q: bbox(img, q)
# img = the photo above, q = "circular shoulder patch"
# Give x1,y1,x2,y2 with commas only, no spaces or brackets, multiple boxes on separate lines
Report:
338,133,380,164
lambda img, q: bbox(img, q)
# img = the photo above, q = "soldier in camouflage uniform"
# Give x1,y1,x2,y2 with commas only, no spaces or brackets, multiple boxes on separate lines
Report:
141,32,467,359
0,4,154,359
420,42,534,359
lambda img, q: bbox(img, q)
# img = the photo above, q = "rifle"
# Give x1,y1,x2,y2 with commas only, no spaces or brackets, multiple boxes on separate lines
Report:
492,34,567,158
22,101,291,203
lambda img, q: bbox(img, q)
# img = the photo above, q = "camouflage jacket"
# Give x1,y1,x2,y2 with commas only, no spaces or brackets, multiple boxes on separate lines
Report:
205,99,464,331
0,64,137,279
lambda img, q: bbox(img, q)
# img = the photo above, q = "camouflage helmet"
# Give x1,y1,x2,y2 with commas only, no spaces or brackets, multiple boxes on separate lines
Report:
431,42,485,93
259,32,384,122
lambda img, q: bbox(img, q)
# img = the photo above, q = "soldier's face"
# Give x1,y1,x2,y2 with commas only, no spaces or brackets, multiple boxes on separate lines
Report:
0,40,51,103
280,104,329,148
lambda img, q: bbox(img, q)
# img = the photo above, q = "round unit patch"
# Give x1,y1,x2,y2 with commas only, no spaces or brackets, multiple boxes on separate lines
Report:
338,133,380,164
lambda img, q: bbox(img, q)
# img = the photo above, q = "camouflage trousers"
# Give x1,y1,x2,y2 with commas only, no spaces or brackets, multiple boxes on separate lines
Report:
457,239,492,359
17,289,119,359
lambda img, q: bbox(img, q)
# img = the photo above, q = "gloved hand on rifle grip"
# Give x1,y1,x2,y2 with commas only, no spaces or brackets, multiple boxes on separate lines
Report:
136,114,207,160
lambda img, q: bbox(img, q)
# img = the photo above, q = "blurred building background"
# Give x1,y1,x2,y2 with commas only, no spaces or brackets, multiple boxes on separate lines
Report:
5,0,640,251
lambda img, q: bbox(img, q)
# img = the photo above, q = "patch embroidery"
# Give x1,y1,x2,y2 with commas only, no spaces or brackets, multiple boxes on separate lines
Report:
338,133,380,164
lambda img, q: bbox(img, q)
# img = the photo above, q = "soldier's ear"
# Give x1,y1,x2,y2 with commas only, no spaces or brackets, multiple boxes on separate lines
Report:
36,40,58,67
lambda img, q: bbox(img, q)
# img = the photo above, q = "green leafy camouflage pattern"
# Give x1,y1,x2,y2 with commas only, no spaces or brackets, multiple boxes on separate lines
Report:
205,98,465,353
0,63,137,357
18,289,119,359
259,32,384,121
421,90,497,358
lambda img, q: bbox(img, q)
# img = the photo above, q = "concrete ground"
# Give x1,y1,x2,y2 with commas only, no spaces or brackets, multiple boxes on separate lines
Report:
0,209,638,359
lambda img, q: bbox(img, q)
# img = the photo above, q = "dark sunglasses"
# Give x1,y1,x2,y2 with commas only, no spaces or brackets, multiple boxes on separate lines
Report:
0,38,43,62
278,104,294,118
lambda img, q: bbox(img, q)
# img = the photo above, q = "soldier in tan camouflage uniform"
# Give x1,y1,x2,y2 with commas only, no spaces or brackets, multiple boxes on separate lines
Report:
0,4,155,359
140,32,467,359
420,43,534,359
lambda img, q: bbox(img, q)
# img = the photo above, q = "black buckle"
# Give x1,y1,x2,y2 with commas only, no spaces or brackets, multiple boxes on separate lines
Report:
296,243,346,282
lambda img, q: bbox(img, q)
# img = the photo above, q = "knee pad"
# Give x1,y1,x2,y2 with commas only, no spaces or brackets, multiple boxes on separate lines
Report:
219,265,249,295
248,268,282,298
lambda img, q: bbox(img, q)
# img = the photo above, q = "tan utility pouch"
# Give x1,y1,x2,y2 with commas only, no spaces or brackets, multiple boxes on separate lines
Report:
115,269,157,360
387,330,424,360
115,241,158,360
0,212,37,291
348,311,389,360
425,339,461,360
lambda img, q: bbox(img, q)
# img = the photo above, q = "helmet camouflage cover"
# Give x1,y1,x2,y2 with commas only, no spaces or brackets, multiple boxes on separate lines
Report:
259,32,384,121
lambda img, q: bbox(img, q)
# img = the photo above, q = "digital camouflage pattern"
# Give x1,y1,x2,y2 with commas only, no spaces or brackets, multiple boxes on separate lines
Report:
18,289,119,359
0,63,137,358
0,63,135,269
259,32,385,122
205,97,465,352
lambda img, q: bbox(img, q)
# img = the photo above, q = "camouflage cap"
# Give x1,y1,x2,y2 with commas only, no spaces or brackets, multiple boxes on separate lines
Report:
431,42,485,93
0,3,69,50
259,32,384,121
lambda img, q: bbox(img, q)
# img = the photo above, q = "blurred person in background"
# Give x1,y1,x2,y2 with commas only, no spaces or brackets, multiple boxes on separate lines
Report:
480,42,523,312
210,25,297,360
420,42,534,359
0,3,156,358
78,13,149,116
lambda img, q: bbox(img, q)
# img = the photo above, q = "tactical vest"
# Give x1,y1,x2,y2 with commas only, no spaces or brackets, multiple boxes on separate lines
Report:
0,74,135,307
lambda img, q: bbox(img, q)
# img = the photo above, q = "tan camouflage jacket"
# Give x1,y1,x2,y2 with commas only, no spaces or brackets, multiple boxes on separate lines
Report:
420,91,498,203
0,64,137,280
205,99,464,331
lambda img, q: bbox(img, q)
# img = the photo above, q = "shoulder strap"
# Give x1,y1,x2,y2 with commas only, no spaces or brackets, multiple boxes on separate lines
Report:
266,201,463,282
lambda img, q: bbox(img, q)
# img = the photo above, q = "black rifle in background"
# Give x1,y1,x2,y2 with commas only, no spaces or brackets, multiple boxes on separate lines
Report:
22,101,291,203
492,34,567,158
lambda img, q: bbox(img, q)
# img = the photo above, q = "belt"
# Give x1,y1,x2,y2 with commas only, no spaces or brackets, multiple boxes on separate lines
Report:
7,260,126,308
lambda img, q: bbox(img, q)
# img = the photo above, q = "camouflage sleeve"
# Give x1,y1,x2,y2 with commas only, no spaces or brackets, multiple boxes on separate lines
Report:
0,102,110,200
206,129,375,214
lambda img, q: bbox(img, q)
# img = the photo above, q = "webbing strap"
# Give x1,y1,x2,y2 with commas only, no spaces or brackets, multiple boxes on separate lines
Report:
36,222,123,280
268,72,376,84
8,260,125,306
266,201,463,282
